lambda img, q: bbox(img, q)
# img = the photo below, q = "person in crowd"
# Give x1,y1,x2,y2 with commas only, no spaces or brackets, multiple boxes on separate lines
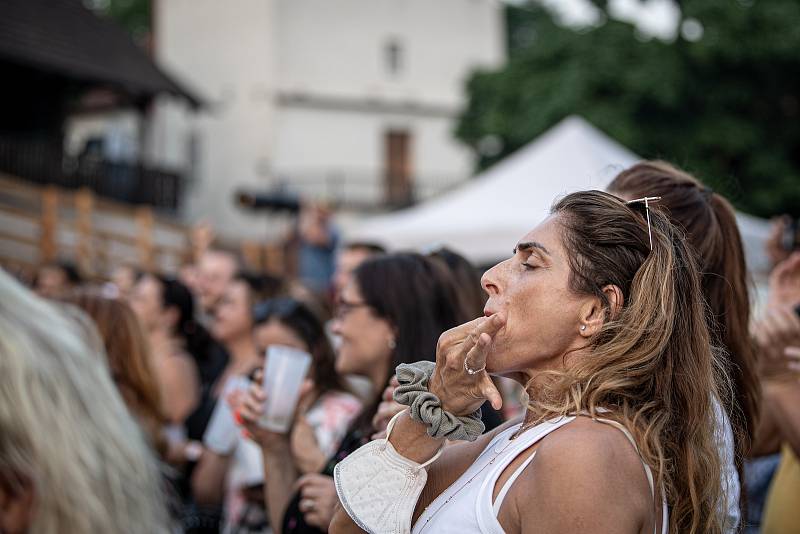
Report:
240,253,471,534
327,191,728,533
131,274,201,427
206,272,284,396
130,273,232,534
607,160,759,531
427,246,487,318
196,297,362,532
750,251,800,533
331,242,386,301
0,269,171,533
190,273,284,526
65,288,167,459
196,248,242,320
110,263,141,300
33,261,81,299
297,202,339,295
252,298,362,472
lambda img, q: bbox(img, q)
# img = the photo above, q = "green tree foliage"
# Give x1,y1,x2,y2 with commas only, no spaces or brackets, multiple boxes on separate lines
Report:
456,1,800,217
85,0,150,44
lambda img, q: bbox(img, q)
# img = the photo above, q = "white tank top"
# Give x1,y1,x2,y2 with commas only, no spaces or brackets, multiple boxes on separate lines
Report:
412,416,669,534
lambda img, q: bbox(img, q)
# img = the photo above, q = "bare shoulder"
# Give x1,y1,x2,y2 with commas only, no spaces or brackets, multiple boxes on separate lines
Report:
505,417,652,534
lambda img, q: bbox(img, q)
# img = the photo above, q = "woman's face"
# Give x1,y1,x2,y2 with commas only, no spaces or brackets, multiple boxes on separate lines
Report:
130,275,163,333
331,280,394,378
481,215,592,377
212,281,253,343
253,319,307,357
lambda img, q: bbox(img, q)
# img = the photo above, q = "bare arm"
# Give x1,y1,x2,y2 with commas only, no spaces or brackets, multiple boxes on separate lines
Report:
752,389,784,456
237,378,304,534
191,450,232,505
764,380,800,458
160,353,200,424
262,443,300,534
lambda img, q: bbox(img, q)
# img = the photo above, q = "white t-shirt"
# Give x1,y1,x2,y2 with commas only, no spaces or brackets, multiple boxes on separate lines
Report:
713,397,740,533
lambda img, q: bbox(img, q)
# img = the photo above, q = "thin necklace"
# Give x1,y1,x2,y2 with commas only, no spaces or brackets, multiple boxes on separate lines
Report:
417,419,538,532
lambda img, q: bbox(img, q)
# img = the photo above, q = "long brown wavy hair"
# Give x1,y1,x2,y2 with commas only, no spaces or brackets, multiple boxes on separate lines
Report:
65,289,167,458
608,161,759,492
528,191,727,533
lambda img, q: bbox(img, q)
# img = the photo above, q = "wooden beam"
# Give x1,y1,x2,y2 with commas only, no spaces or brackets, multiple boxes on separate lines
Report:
39,186,58,263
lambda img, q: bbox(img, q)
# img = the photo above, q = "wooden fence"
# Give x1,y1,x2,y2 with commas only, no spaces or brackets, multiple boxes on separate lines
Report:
0,174,287,280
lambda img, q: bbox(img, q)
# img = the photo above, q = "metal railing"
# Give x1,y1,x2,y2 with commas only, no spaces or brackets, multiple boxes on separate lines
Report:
0,136,183,211
265,170,468,211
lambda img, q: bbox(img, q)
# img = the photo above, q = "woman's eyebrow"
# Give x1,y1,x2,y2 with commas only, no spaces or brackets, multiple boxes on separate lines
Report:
513,241,551,256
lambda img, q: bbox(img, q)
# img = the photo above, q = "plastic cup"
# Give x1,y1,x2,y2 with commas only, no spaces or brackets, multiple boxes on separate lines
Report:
259,345,312,432
204,375,251,454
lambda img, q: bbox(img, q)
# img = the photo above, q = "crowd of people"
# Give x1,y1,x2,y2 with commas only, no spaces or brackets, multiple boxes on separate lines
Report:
1,160,798,534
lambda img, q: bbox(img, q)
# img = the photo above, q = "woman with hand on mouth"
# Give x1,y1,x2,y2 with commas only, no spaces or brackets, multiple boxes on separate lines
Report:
330,190,730,534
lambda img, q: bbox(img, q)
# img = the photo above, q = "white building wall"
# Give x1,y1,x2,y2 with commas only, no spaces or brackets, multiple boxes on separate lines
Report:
150,0,504,237
151,0,278,238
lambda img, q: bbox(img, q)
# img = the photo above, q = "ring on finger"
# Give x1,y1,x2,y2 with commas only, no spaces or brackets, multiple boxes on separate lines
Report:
300,498,315,511
464,358,486,375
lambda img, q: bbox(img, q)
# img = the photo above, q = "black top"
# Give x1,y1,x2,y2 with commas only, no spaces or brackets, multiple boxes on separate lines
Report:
282,427,370,534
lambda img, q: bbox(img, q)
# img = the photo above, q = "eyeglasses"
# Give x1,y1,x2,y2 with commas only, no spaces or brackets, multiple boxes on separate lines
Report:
335,298,371,319
625,196,661,250
252,297,301,324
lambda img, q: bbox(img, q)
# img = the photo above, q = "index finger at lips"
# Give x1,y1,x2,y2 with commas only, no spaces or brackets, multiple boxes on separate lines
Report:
477,313,506,338
464,331,493,373
440,317,487,349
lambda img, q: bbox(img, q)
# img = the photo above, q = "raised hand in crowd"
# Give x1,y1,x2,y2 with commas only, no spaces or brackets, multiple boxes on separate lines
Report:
371,375,403,439
768,251,800,309
754,306,800,380
295,473,340,530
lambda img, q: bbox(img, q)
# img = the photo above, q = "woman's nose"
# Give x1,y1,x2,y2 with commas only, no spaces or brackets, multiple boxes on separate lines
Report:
481,261,504,296
330,317,343,335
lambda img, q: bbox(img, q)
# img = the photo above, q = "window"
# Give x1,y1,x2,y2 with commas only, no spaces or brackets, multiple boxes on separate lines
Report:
384,38,404,76
384,130,413,206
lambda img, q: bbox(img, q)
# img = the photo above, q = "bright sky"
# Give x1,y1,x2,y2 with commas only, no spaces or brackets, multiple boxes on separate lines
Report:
506,0,684,41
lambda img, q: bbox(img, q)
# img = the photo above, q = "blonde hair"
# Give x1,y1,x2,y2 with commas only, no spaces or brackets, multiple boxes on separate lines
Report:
528,191,727,534
65,288,168,458
0,270,171,533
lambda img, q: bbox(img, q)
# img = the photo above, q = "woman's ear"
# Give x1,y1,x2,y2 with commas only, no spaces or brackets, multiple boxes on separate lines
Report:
577,285,624,337
601,284,624,318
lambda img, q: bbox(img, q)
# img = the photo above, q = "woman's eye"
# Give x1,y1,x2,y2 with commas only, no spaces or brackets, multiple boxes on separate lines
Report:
522,263,537,270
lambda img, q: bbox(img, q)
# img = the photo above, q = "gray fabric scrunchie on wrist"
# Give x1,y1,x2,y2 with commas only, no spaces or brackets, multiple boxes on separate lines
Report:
393,361,485,442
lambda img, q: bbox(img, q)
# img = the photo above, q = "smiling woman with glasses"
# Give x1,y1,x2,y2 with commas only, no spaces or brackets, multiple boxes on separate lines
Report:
239,252,472,534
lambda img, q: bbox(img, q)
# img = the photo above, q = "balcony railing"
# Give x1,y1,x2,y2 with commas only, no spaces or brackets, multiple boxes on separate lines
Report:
0,136,182,211
265,170,467,211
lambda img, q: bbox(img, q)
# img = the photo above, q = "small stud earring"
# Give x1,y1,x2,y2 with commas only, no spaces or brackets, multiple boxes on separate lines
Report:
388,338,396,349
580,325,587,331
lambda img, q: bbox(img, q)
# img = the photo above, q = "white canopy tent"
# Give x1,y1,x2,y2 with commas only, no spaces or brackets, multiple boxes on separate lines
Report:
346,115,771,274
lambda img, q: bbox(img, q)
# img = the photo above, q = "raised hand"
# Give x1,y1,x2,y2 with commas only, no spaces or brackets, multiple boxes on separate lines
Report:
371,375,403,439
769,252,800,309
236,371,291,453
295,473,339,530
754,306,800,381
428,313,506,416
